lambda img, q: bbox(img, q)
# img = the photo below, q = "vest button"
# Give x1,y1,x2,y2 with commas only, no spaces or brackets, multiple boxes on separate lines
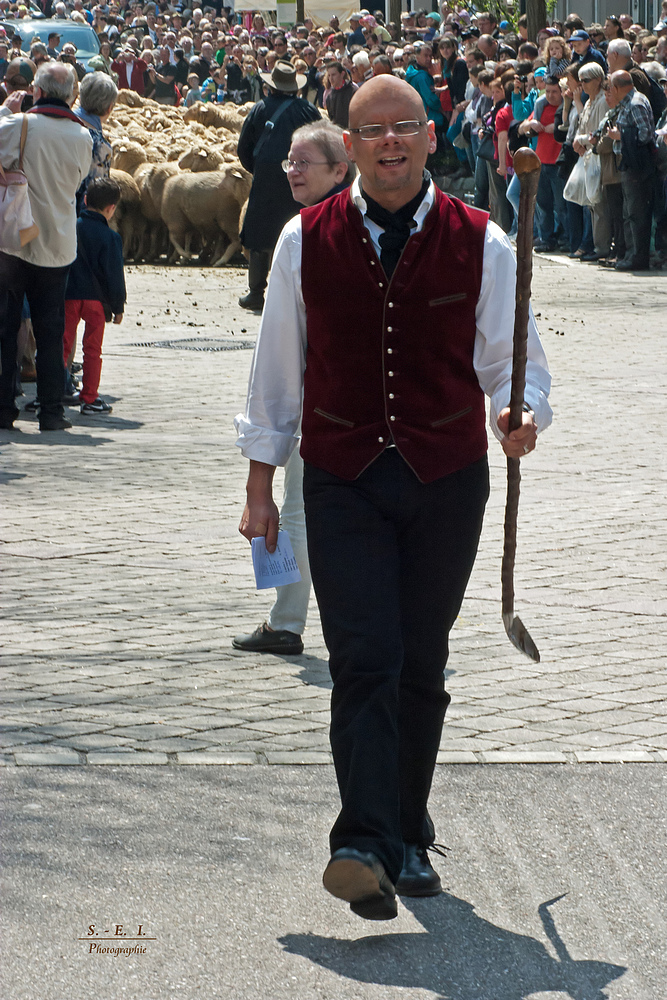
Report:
388,393,394,399
387,371,394,377
370,260,376,265
387,348,393,354
390,415,396,421
378,282,384,288
387,326,393,332
388,302,394,308
362,237,368,243
378,436,384,443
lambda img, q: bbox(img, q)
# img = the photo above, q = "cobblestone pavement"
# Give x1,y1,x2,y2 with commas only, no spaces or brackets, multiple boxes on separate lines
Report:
1,259,666,767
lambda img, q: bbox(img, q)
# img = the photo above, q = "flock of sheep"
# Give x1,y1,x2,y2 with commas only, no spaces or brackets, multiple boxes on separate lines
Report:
107,91,254,267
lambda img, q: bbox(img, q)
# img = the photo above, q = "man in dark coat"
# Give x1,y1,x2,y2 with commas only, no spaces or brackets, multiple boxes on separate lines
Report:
236,60,320,310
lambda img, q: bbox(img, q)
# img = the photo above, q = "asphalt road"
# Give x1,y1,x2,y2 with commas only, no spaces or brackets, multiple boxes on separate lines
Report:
1,764,666,1000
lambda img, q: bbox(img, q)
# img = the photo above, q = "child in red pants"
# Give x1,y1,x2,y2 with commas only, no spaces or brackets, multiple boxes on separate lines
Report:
64,177,126,414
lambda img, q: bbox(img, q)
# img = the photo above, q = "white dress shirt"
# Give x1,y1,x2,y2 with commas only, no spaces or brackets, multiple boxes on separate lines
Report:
235,178,552,468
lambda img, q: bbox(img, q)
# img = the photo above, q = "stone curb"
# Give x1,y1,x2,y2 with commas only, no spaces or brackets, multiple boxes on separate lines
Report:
2,752,665,766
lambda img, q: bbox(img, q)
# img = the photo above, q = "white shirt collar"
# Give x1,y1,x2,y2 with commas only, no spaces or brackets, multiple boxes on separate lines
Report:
351,174,435,231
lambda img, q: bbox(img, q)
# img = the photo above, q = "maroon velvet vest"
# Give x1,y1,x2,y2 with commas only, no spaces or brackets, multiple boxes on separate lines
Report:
300,187,489,484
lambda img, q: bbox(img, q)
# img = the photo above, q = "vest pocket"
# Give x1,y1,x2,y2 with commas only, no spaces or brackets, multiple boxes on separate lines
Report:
431,405,472,428
313,407,356,428
428,292,468,307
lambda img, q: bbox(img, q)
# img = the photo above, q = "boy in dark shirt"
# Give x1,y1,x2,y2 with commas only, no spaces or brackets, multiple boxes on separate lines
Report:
64,177,126,415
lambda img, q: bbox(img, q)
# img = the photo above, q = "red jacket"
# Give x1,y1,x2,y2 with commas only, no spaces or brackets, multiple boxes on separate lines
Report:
300,188,489,483
111,58,147,95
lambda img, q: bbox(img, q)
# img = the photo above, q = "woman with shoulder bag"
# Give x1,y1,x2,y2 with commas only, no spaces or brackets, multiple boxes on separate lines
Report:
557,66,594,258
573,63,610,261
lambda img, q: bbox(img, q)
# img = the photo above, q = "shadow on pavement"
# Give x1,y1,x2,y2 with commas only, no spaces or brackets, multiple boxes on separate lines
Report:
74,416,144,431
265,653,332,690
295,655,332,689
9,430,116,446
0,469,27,483
279,892,626,1000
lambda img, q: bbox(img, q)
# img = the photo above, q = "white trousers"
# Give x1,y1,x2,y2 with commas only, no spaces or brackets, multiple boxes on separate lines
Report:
268,448,312,635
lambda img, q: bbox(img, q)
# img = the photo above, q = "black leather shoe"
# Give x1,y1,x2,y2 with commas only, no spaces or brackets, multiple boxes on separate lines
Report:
323,848,397,920
0,407,18,430
238,291,265,311
39,415,72,431
396,844,443,897
232,622,303,655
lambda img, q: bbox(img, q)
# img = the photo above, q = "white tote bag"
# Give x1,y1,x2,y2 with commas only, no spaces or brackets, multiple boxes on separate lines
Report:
563,154,589,206
583,149,603,206
0,115,39,252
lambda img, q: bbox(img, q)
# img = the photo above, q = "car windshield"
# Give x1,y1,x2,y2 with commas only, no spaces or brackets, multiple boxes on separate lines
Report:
19,25,100,59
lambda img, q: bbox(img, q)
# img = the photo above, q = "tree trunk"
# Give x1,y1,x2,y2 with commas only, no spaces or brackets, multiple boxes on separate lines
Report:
526,0,547,43
296,0,305,23
389,0,401,30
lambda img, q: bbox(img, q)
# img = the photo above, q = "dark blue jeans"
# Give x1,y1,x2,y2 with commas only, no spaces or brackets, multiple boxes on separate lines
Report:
536,163,567,247
0,252,69,421
303,449,489,882
566,201,594,254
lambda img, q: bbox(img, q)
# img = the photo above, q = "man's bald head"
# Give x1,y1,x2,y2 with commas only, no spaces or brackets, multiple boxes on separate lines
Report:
348,74,425,129
609,69,633,90
344,75,436,212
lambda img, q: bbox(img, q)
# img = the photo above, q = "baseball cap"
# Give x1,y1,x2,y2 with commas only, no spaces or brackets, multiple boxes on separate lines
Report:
570,29,590,41
6,57,35,85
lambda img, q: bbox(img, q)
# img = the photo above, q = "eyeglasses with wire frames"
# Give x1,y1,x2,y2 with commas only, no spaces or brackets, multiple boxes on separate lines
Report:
347,120,427,140
281,158,333,173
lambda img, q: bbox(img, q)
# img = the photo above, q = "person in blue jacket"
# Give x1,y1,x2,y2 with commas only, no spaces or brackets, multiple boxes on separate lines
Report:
63,177,126,415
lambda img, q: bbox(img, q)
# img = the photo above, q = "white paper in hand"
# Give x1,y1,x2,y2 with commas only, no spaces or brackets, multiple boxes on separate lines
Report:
251,531,302,590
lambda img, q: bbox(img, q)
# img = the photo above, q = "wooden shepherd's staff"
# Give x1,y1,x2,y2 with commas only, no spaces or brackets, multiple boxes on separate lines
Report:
501,147,542,663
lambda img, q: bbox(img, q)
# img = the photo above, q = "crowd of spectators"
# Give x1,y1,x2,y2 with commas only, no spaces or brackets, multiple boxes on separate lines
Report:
1,2,666,267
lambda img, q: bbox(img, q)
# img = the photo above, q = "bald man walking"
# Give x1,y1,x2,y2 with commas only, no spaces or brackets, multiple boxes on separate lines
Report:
236,76,552,920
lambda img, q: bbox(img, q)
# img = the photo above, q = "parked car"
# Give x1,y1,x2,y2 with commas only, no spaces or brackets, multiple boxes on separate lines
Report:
12,19,101,73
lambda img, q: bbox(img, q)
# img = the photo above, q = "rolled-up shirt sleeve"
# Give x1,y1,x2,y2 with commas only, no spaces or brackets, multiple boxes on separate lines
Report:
474,220,553,441
234,217,307,467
